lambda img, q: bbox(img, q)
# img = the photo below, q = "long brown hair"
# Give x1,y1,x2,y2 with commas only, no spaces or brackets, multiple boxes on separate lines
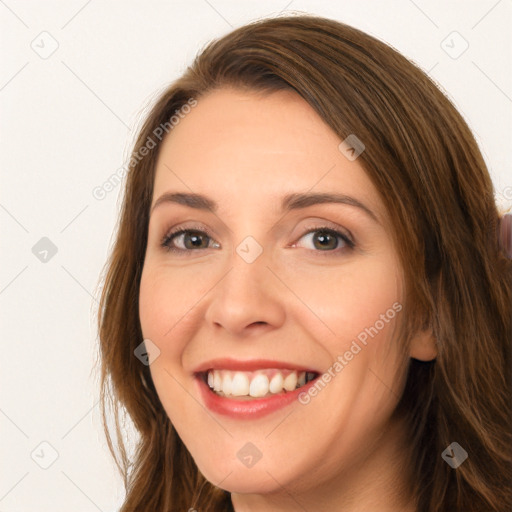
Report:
96,14,512,511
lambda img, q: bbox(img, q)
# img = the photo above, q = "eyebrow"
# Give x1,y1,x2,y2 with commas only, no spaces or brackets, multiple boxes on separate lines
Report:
150,191,378,222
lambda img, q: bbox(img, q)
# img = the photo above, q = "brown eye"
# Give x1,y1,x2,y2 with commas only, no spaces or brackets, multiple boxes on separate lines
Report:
296,228,354,253
161,229,220,253
310,230,340,250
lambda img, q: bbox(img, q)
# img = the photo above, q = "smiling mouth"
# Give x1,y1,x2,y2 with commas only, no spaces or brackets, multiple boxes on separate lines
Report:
199,369,319,400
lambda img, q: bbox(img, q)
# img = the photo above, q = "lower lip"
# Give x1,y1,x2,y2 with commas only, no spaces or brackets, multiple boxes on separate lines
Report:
195,375,318,419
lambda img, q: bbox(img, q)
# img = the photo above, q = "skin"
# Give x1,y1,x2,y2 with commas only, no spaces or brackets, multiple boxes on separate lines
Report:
139,87,436,511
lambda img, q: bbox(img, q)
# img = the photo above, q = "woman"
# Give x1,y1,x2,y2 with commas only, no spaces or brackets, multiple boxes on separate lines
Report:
97,14,512,511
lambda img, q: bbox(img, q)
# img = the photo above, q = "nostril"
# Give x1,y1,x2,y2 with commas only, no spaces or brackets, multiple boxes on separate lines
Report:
248,321,267,329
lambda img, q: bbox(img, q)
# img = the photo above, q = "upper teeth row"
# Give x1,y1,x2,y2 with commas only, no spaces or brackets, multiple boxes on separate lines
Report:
207,369,308,397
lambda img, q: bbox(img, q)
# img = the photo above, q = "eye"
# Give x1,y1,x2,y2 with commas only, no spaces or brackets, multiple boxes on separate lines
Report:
161,228,220,253
293,227,354,253
160,225,355,255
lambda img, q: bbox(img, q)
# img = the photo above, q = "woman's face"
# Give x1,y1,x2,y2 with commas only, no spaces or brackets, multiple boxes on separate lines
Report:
139,88,411,497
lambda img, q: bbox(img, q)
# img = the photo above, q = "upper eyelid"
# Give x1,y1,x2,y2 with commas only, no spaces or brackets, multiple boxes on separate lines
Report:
159,216,353,239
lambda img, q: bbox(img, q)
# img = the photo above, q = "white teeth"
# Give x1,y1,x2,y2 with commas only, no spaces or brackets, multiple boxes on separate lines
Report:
222,373,233,395
249,374,269,397
269,373,284,394
206,369,310,398
231,372,250,396
213,370,222,392
283,372,298,391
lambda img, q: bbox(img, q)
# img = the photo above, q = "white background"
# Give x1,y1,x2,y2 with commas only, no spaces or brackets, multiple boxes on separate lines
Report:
1,1,511,510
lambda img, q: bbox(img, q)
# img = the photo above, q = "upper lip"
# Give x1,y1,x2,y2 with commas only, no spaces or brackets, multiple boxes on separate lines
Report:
192,357,320,374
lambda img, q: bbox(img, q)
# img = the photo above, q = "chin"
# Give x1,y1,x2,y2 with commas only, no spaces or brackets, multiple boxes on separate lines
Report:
194,454,296,495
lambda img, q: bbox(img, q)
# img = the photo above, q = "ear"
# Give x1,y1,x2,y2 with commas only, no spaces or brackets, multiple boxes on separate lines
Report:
409,328,437,361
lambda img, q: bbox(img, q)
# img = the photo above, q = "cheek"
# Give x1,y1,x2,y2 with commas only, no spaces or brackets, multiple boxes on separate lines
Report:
138,262,207,350
283,254,402,353
337,270,401,363
138,264,210,432
139,270,168,345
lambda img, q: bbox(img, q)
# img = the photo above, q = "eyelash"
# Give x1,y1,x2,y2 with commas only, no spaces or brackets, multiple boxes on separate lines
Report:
160,224,355,256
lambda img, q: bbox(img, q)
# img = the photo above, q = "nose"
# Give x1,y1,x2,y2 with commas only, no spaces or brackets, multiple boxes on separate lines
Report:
203,247,286,338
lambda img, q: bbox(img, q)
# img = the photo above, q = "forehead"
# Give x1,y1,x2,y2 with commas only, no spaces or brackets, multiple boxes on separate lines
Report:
152,88,384,220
